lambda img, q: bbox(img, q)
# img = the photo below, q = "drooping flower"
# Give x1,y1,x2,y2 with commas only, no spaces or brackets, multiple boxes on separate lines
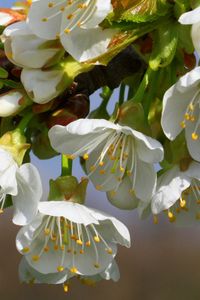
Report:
48,119,164,201
27,0,116,62
179,6,200,54
19,257,120,288
2,21,64,69
151,161,200,224
161,67,200,162
0,148,42,225
2,21,67,104
16,200,130,276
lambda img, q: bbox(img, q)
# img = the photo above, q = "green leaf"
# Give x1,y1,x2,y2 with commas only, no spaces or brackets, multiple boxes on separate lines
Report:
0,67,8,79
149,22,179,70
0,80,4,89
113,0,171,23
177,24,194,53
174,0,191,18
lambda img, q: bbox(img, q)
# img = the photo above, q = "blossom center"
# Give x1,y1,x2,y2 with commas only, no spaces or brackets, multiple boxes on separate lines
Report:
23,215,113,274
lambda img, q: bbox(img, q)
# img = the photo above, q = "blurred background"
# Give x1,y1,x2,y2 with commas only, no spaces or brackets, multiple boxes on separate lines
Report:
1,0,200,299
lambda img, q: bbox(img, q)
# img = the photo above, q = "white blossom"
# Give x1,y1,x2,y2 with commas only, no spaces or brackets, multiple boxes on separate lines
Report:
49,119,164,201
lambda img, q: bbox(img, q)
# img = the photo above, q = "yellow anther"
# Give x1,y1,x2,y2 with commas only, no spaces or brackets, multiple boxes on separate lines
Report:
120,167,125,173
32,255,40,262
22,247,30,254
85,241,91,247
180,121,186,128
94,236,100,243
190,116,195,122
180,199,186,208
153,215,158,225
76,239,83,246
0,209,4,214
64,28,71,34
60,6,65,11
83,153,89,160
44,246,49,252
106,249,113,254
196,212,200,220
192,132,198,140
54,245,59,251
63,284,69,293
60,245,65,251
168,211,176,223
67,14,74,19
96,185,102,191
57,266,64,272
70,267,78,274
42,18,48,22
196,200,200,205
99,161,104,167
77,3,87,8
127,170,132,176
48,2,54,7
51,234,57,241
99,169,105,175
80,249,84,254
71,234,77,240
189,103,194,111
94,263,100,269
44,228,50,236
67,248,72,253
184,113,190,120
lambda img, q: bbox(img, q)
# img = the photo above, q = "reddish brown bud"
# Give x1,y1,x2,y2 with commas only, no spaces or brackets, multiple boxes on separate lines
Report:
184,52,196,70
47,109,78,128
64,94,90,118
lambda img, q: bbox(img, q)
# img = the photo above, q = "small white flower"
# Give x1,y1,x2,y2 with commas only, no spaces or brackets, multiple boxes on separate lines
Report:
27,0,116,62
161,67,200,162
0,90,23,117
0,148,42,225
151,161,200,223
48,119,164,201
19,257,120,285
16,201,130,276
2,21,64,69
179,6,200,54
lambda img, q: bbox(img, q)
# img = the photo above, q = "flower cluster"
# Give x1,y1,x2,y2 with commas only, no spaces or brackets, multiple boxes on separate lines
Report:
0,0,200,295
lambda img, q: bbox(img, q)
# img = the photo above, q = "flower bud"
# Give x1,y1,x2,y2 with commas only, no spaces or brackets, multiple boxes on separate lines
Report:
0,129,30,165
0,90,30,117
64,94,90,118
47,109,78,128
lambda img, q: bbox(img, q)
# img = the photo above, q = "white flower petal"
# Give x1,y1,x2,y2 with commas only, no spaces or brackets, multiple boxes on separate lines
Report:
100,260,120,282
60,27,115,62
3,21,62,69
161,67,200,140
151,166,191,214
0,90,22,117
179,7,200,24
38,201,99,226
28,0,61,40
0,12,13,26
0,148,18,195
133,159,157,201
19,257,69,284
191,22,200,55
21,68,64,104
12,163,42,226
107,176,139,210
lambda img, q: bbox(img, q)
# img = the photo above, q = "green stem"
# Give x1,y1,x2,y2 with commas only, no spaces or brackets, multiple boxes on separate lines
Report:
119,83,126,106
17,111,34,133
132,67,153,104
61,154,72,176
142,69,158,118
